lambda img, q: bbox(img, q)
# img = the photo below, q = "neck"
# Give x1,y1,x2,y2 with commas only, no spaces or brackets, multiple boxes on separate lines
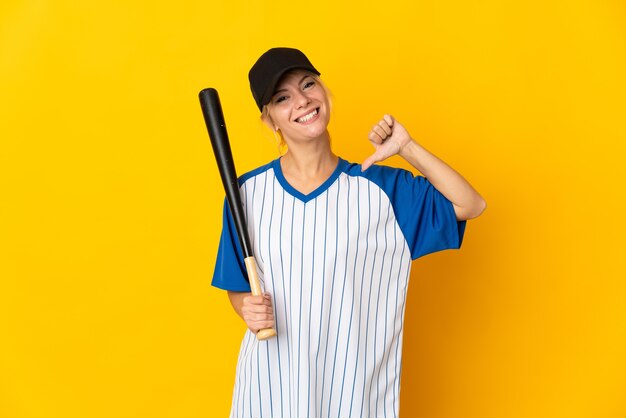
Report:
280,132,337,180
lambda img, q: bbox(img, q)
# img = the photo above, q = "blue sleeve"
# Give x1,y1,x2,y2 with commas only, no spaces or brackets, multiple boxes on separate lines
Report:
394,170,466,260
358,165,466,260
211,199,252,292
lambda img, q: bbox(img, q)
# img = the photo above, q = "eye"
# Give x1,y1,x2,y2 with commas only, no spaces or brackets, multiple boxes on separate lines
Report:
274,95,288,104
303,80,315,89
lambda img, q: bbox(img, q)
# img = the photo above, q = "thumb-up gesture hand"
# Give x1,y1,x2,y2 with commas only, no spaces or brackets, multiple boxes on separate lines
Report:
362,114,413,171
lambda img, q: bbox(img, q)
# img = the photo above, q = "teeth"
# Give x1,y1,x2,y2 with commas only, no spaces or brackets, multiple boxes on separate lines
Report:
297,109,317,123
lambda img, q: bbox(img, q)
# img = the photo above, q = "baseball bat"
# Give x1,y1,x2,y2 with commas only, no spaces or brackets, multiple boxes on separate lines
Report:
199,87,277,341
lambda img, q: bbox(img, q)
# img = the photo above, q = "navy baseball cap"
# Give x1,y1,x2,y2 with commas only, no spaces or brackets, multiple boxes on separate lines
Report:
248,47,320,111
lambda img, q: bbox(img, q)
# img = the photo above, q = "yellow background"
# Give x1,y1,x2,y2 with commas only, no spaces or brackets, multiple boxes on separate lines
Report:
2,1,625,417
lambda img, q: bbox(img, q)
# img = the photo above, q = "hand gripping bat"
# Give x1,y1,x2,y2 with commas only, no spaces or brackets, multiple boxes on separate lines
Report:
199,88,277,341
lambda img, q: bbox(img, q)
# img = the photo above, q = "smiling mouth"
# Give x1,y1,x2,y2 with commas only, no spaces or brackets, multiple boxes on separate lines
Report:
295,108,319,123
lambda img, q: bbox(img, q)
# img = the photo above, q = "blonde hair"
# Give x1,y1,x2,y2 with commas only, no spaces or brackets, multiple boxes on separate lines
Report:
260,73,333,155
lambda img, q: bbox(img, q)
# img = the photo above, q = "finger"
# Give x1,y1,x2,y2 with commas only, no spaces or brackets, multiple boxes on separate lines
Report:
377,120,392,136
383,114,394,126
242,301,273,312
361,157,374,171
373,125,389,140
243,306,273,317
368,130,384,144
250,320,275,333
243,295,268,305
245,312,274,322
246,312,274,324
259,294,272,306
361,149,384,171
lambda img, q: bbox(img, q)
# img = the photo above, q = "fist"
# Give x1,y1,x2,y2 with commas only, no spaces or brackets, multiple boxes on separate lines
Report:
362,114,413,171
241,293,274,333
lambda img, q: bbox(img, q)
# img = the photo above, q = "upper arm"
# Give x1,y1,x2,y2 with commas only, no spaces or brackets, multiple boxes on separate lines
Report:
212,199,252,292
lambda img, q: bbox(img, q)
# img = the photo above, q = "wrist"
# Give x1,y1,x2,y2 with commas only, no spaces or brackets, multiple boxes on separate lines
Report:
398,138,419,159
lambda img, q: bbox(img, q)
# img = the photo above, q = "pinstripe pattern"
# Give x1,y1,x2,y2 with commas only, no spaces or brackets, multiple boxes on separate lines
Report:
212,154,465,418
224,159,444,418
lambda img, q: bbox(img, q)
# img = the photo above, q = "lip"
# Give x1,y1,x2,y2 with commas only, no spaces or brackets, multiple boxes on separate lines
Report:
294,107,320,124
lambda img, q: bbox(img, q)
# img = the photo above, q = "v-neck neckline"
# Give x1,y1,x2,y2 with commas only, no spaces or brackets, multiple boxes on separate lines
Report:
271,157,347,203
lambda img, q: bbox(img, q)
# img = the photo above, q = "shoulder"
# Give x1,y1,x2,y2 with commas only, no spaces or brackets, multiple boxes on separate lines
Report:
339,158,420,192
343,160,410,178
237,159,277,186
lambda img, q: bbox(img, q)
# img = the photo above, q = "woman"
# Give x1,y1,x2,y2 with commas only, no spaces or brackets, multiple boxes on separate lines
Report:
212,47,486,418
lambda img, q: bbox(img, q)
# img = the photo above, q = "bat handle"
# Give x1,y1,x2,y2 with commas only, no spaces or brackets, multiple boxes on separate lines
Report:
244,257,278,340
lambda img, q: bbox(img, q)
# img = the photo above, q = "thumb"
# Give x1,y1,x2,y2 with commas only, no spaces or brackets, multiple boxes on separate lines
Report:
362,149,383,171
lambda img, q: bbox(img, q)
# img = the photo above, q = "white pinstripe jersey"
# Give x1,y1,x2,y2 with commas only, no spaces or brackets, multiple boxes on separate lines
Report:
213,157,466,418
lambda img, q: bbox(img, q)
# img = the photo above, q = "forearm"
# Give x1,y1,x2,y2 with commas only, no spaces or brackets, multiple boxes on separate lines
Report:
227,290,274,333
399,140,486,220
227,290,250,320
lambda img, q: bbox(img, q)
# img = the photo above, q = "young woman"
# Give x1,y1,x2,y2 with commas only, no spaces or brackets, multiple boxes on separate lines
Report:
212,47,486,418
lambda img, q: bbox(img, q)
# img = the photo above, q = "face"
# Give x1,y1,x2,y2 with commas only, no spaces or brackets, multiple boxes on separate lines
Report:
265,70,330,144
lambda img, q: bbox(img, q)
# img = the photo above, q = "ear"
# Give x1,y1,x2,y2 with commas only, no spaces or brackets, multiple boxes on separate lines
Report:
261,112,278,131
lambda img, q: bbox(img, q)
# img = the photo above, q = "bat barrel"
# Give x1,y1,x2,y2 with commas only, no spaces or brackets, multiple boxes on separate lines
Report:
199,88,254,259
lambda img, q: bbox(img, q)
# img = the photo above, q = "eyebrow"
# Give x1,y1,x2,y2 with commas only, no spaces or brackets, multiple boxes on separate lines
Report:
273,75,311,95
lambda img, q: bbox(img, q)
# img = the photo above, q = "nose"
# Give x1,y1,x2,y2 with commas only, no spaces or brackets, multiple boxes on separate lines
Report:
294,90,311,109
